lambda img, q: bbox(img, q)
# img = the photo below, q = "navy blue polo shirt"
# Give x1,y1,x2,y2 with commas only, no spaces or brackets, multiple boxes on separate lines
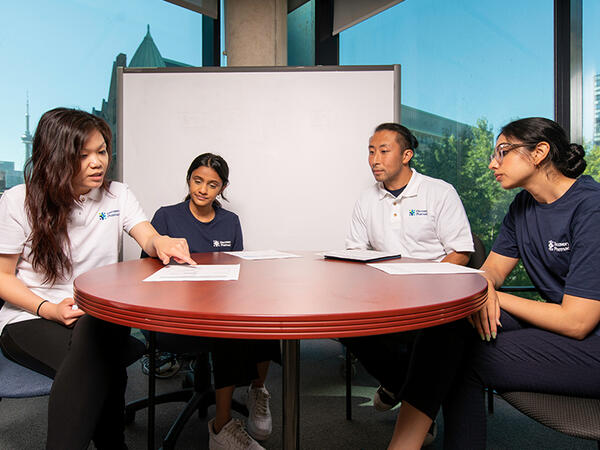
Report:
492,175,600,335
147,201,243,253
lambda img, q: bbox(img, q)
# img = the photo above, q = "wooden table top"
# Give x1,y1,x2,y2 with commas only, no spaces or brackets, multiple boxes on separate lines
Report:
74,252,487,339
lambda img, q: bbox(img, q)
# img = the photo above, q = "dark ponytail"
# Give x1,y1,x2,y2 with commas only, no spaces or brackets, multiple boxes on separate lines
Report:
374,123,419,152
561,143,587,178
499,117,586,178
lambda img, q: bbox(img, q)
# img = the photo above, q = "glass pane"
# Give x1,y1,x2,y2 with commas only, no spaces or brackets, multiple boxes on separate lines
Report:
288,0,315,66
583,0,600,181
0,1,202,192
340,0,553,288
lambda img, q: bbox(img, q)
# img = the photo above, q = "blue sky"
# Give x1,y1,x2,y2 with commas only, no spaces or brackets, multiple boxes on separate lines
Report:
0,0,202,170
1,0,598,170
340,0,554,135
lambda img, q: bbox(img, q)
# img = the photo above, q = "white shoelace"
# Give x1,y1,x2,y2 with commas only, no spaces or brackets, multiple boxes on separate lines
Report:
251,389,270,416
228,419,254,447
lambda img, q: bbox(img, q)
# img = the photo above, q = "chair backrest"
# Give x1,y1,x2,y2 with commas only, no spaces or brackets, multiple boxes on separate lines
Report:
468,233,487,270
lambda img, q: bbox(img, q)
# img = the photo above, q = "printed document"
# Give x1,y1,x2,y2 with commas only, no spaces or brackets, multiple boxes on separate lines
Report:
143,264,240,282
368,262,483,275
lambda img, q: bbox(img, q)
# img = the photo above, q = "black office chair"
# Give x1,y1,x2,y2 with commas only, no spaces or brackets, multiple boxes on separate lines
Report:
125,332,248,450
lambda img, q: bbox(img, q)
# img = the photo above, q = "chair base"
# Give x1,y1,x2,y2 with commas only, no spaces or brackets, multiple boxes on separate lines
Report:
125,353,248,449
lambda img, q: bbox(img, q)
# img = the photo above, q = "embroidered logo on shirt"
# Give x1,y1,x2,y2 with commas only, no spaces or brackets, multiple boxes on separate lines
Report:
408,209,427,216
98,210,120,221
547,240,570,252
213,240,232,248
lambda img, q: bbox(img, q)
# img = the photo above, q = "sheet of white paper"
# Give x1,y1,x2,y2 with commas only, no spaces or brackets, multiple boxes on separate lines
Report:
368,262,483,275
224,250,301,260
143,264,240,282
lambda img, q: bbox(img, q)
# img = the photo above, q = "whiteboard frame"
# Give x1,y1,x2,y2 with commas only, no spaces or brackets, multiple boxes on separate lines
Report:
117,65,401,258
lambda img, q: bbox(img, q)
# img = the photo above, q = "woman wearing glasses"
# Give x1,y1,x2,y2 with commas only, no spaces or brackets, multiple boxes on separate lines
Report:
387,117,600,449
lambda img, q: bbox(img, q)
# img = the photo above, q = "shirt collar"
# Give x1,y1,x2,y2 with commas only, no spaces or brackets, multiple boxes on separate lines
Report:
77,187,103,205
376,168,421,200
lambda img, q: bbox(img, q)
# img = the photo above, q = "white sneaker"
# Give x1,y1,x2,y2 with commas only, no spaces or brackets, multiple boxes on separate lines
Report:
208,418,265,450
246,385,272,440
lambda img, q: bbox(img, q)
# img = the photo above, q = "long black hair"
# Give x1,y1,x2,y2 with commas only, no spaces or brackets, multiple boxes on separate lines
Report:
185,153,230,208
24,107,112,284
499,117,586,178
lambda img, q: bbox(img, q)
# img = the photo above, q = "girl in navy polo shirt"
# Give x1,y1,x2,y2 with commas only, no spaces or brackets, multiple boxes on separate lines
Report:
146,153,280,450
388,117,600,449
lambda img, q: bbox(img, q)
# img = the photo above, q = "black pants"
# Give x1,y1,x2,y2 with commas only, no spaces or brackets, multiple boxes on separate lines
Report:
441,311,600,449
340,323,466,410
340,332,417,394
0,316,132,450
146,331,281,389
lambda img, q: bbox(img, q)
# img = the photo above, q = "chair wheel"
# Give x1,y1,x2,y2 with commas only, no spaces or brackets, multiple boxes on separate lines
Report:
124,409,136,424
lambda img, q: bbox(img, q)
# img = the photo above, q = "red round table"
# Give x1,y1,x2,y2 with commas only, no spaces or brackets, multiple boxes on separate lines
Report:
74,252,487,449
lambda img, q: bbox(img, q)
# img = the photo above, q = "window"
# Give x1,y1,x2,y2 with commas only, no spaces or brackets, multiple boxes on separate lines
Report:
583,0,600,180
340,0,553,286
0,0,202,192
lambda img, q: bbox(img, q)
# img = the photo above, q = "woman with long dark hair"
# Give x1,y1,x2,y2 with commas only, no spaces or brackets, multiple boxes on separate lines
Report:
387,117,600,449
0,107,195,449
145,153,280,450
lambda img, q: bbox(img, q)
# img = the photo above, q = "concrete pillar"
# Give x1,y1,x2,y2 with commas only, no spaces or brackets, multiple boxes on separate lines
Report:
225,0,287,66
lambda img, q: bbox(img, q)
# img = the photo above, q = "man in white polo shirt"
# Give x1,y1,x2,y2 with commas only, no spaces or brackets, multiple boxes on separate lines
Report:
342,123,473,427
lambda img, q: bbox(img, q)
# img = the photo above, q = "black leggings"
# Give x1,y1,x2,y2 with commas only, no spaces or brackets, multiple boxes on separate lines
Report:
0,315,132,450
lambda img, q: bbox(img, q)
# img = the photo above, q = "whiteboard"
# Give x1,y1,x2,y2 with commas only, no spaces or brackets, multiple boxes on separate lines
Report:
119,66,400,260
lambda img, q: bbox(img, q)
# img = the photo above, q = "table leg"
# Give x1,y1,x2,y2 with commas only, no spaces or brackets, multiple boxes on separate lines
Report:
148,331,156,450
282,339,300,450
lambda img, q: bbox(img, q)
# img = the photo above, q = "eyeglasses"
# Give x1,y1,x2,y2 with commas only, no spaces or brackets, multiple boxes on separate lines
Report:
490,143,528,164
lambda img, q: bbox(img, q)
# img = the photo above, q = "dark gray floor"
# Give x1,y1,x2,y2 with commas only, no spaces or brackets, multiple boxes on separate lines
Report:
0,339,596,449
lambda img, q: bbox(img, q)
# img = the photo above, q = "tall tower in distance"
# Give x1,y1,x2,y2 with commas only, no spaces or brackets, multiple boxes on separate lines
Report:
21,94,33,169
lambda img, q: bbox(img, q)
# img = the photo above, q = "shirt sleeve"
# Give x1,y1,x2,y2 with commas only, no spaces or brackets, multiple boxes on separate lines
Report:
491,196,521,259
141,208,167,259
0,187,28,254
232,216,244,251
564,202,600,301
150,207,168,235
345,198,370,250
434,186,474,254
121,184,148,233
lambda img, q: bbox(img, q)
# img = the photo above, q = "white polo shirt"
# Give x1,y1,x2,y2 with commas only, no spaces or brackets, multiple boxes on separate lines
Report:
0,182,147,332
346,169,474,260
